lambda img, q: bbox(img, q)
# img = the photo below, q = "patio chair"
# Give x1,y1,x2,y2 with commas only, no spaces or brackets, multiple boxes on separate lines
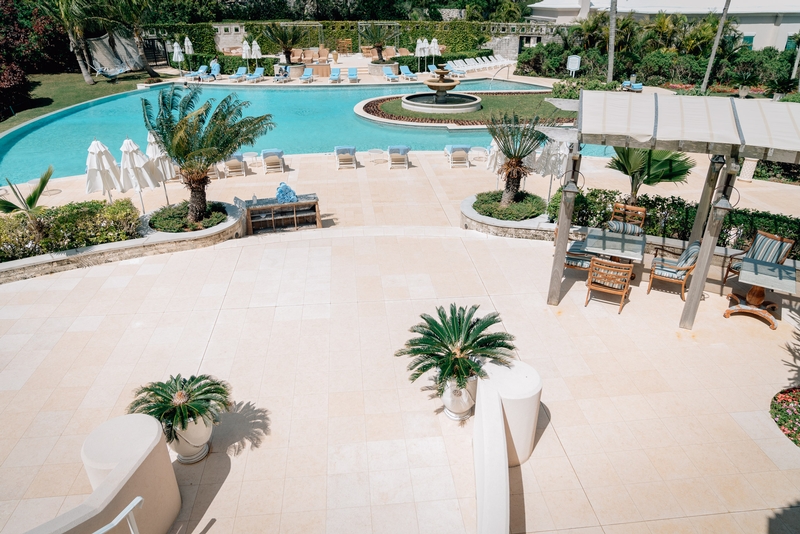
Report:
229,67,248,82
200,64,220,82
299,68,314,83
428,65,438,76
444,62,466,78
184,65,208,81
207,164,220,180
261,149,285,173
329,68,342,83
273,68,291,83
335,146,357,170
564,239,597,271
450,149,469,169
371,49,380,62
722,230,795,284
585,257,633,314
398,48,412,56
348,67,359,83
647,241,701,300
301,50,316,64
383,46,397,59
399,66,418,81
606,203,646,236
290,49,302,63
388,145,410,169
383,67,400,82
360,46,372,56
224,157,246,177
246,67,265,83
318,48,329,61
445,145,471,163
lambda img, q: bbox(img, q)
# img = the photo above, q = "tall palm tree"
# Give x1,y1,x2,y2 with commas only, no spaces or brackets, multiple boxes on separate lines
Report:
102,0,159,77
607,148,695,205
262,23,308,65
357,23,400,62
701,0,732,92
37,0,95,84
487,113,552,208
791,32,800,92
142,86,275,223
0,167,54,240
607,0,617,83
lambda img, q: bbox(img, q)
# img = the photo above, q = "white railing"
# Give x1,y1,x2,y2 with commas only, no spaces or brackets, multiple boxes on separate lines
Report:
93,497,143,534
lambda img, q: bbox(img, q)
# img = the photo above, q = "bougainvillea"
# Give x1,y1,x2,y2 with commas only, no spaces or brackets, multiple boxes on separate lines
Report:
770,388,800,447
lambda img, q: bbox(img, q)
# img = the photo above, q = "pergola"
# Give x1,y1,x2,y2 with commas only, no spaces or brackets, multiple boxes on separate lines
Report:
278,21,324,47
545,90,800,329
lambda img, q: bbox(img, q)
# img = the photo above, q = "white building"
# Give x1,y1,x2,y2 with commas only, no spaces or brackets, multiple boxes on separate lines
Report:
527,0,800,51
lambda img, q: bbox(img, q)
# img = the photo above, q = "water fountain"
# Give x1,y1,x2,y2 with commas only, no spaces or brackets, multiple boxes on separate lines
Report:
401,65,482,114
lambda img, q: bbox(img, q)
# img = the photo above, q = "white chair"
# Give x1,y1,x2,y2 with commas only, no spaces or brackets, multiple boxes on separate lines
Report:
387,145,410,169
261,149,286,173
450,149,469,169
335,146,357,170
224,157,245,177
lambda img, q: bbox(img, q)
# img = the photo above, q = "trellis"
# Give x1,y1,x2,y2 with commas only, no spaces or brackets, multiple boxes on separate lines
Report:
279,21,324,47
357,22,400,51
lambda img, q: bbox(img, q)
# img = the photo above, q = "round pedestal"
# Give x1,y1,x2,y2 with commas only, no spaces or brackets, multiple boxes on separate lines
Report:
401,93,482,114
367,62,398,77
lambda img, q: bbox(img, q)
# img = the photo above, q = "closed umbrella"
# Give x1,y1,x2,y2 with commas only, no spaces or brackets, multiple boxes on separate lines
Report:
146,131,174,204
430,38,440,61
422,38,430,71
251,40,262,68
86,140,122,202
120,138,162,213
415,38,423,71
172,42,184,77
183,36,194,55
241,40,251,71
532,141,569,204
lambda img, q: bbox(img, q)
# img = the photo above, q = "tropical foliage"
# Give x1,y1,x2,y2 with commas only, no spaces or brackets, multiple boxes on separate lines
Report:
606,148,695,205
395,304,515,396
261,22,308,65
127,374,232,443
141,86,274,223
0,166,53,239
472,190,546,221
358,22,400,62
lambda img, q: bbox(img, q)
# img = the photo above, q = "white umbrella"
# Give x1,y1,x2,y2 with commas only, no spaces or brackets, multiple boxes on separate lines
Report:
183,36,194,55
251,40,262,68
430,38,440,59
146,132,174,205
422,38,430,70
415,38,424,71
120,138,162,213
242,40,251,71
172,42,184,77
86,140,122,202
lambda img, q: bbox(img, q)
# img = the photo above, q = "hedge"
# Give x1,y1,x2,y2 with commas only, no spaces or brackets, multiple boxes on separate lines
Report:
546,188,800,260
183,53,274,76
395,49,491,73
0,199,141,263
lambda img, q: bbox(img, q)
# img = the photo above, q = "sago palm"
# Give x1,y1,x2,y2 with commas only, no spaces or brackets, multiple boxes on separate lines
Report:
358,23,400,62
606,148,695,205
487,112,553,207
142,86,275,222
395,304,515,396
262,23,308,65
0,166,53,240
127,374,232,443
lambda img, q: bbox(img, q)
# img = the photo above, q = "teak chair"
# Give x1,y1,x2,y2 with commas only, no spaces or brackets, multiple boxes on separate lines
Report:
607,203,646,236
585,258,633,314
647,241,701,300
723,230,795,284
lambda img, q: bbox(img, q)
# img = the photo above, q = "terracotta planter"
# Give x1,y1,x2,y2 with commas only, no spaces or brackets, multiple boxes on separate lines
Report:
441,376,478,420
169,419,213,464
332,51,339,63
368,61,398,77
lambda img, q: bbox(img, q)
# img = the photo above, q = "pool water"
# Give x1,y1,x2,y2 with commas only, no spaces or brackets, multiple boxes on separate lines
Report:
0,79,549,183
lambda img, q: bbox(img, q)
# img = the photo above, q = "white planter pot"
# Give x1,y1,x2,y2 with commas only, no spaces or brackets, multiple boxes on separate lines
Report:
442,376,478,420
169,419,213,464
738,86,750,99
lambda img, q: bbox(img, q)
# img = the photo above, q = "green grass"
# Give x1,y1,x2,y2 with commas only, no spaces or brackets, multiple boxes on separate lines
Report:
379,93,575,122
0,72,174,134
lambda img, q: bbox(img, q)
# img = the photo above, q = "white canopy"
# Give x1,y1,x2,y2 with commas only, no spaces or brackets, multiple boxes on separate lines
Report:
422,39,430,57
146,132,175,184
183,36,194,55
86,140,122,202
241,40,251,60
429,38,440,57
414,39,424,57
577,90,800,163
120,139,163,212
251,40,262,59
172,42,184,63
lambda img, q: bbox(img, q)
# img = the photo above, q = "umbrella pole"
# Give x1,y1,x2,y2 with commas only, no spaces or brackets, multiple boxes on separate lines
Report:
107,191,113,203
163,183,170,205
547,173,554,206
138,191,146,213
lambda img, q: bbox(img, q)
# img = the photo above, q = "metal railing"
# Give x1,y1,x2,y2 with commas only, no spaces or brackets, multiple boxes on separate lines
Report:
93,497,143,534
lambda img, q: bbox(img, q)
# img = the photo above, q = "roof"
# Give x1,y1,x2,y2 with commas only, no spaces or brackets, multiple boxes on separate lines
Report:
576,91,800,163
528,0,800,15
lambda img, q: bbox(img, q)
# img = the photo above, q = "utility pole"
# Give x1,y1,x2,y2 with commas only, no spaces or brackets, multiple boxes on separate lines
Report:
607,0,617,83
701,0,731,93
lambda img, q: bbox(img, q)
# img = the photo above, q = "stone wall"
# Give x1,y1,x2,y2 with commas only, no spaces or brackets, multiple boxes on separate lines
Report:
439,8,464,21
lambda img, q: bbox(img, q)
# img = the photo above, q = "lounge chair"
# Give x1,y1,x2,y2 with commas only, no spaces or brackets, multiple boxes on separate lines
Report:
261,149,285,173
399,66,417,81
606,203,646,236
246,67,265,83
273,68,291,83
428,65,438,76
184,65,208,81
334,146,357,170
647,241,701,300
444,145,471,163
383,46,397,59
387,145,410,169
383,67,399,82
450,149,469,168
299,68,314,83
348,67,359,83
229,67,248,82
290,49,302,63
329,68,341,83
224,157,246,177
585,258,633,314
398,48,412,56
444,62,466,78
723,230,795,284
200,64,220,82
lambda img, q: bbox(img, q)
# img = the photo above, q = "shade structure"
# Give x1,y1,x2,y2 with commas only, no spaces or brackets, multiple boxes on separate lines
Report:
172,42,184,64
429,38,440,57
414,39,423,57
146,131,175,190
577,90,800,163
120,139,163,212
86,140,122,202
251,40,262,67
421,38,429,57
183,36,193,55
241,40,251,60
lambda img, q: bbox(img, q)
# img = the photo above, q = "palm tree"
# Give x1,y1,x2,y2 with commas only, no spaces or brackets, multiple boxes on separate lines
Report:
103,0,159,77
606,148,695,205
487,113,553,208
465,3,483,21
490,1,522,22
262,23,308,65
0,167,53,240
395,304,515,396
607,0,617,83
37,0,95,84
701,0,732,92
142,86,275,223
791,32,800,92
358,23,400,62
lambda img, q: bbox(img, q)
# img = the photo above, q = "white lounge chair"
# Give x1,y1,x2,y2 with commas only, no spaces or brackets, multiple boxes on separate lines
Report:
224,156,246,177
261,149,285,173
335,146,357,170
387,145,410,169
450,149,469,169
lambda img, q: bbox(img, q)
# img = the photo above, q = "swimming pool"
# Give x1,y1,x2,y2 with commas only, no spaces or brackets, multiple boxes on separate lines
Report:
0,79,551,183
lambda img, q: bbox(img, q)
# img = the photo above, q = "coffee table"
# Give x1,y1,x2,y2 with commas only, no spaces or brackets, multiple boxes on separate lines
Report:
583,228,647,279
724,258,797,330
242,152,260,166
368,149,386,163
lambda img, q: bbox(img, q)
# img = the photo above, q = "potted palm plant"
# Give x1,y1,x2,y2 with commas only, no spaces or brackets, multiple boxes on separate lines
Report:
358,22,400,76
262,22,308,78
395,304,515,420
127,374,232,463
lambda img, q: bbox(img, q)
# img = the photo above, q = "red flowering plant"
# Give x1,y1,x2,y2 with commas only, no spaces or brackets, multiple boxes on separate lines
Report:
770,388,800,447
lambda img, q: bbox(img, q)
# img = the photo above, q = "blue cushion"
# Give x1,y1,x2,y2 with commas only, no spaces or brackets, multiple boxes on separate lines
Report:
607,220,643,236
745,233,793,263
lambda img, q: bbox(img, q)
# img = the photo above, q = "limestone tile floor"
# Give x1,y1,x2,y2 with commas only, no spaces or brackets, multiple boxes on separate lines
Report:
1,226,800,533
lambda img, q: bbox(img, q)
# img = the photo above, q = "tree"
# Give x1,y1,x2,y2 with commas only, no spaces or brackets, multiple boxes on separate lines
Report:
103,0,159,77
262,22,308,65
0,166,53,240
486,113,553,208
37,0,94,84
791,32,800,92
606,148,695,205
142,86,275,223
357,22,400,62
464,3,483,21
607,0,617,82
701,0,731,92
490,0,521,22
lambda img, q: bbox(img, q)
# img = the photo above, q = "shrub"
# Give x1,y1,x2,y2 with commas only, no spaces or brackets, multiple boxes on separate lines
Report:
473,190,546,221
149,201,227,233
782,93,800,103
551,78,619,99
753,161,800,184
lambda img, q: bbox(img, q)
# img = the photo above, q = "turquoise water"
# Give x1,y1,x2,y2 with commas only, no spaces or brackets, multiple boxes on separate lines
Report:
0,79,550,183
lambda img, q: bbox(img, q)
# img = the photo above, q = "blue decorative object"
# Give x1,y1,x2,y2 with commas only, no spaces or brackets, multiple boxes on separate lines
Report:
276,182,297,203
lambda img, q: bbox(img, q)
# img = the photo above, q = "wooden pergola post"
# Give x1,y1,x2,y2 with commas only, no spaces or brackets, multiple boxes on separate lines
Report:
547,147,582,306
689,155,725,244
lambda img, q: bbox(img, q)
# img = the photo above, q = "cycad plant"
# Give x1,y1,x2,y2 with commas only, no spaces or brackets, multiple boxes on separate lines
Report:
142,86,274,222
395,304,515,396
262,23,308,65
127,374,232,443
358,23,400,62
606,148,695,205
0,167,53,240
487,112,553,207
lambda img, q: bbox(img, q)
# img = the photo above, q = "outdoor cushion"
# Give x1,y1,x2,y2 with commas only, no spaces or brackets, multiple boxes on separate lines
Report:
652,266,685,279
593,266,629,290
607,220,643,236
565,255,592,269
744,233,794,263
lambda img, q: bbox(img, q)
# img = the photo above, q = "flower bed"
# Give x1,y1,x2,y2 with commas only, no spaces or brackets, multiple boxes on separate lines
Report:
149,201,227,233
771,388,800,447
473,191,546,222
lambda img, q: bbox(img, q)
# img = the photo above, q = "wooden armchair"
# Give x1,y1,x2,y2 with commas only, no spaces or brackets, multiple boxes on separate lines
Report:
723,230,795,284
585,258,633,313
647,241,701,300
607,203,646,236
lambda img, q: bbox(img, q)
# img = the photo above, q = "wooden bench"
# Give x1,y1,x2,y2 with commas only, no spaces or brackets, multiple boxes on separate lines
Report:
234,194,322,234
